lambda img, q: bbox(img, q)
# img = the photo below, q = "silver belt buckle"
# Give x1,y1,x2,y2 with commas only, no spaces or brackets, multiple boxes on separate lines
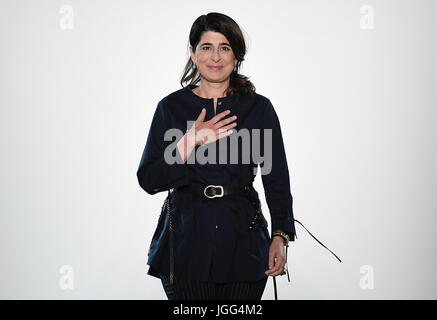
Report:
204,185,224,199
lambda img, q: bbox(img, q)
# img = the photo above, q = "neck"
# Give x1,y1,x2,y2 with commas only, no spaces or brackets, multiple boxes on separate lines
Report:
195,80,230,99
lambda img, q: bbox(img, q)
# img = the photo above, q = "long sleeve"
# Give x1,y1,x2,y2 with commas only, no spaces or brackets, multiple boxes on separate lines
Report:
137,100,190,195
260,99,296,241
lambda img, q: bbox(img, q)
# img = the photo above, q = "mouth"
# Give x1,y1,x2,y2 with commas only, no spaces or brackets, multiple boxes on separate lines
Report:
207,65,224,71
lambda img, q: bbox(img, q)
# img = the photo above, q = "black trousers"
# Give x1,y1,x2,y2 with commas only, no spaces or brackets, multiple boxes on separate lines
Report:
160,274,268,300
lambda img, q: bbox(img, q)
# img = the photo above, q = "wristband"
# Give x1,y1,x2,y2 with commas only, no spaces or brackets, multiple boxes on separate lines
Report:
272,230,290,246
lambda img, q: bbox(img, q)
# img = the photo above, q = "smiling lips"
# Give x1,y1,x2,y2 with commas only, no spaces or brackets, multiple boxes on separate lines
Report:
208,65,224,71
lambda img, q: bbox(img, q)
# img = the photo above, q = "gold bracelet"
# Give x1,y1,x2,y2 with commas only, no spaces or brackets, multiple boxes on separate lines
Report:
272,230,290,246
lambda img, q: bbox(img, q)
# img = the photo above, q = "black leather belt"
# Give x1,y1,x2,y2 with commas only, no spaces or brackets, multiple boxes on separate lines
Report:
176,183,267,233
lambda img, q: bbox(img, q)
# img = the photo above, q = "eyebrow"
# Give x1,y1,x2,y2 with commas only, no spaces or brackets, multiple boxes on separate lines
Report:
199,42,231,47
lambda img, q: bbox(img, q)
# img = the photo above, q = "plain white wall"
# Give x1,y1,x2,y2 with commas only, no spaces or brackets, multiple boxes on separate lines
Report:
0,0,436,299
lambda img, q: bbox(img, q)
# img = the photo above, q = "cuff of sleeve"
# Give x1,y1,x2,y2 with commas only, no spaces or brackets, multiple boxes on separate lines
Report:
271,217,296,242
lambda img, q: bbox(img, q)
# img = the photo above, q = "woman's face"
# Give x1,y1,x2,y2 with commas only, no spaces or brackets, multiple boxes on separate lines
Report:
190,31,237,84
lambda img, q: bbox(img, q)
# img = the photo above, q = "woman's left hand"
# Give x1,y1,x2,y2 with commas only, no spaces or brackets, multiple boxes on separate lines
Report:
265,236,287,276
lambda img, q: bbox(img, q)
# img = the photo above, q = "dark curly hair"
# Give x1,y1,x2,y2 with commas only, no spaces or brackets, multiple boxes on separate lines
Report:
180,12,256,96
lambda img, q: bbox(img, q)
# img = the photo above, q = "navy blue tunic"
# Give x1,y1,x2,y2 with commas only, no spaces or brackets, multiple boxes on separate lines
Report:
137,84,296,283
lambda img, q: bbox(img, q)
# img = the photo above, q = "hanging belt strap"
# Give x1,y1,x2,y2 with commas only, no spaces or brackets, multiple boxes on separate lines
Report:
293,219,342,263
164,189,175,286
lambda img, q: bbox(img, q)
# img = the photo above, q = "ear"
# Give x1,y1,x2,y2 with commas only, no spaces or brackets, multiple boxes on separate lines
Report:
189,46,196,64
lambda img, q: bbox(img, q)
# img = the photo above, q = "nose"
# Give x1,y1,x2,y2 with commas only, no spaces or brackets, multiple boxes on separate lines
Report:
211,48,221,61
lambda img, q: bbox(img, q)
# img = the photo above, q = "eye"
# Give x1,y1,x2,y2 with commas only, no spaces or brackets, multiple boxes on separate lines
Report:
221,47,230,51
202,46,210,50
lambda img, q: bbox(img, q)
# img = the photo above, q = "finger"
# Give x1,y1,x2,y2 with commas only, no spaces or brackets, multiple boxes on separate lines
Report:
266,262,281,276
274,257,285,267
272,267,285,277
266,266,277,276
217,125,235,134
214,115,237,128
268,254,285,275
270,261,282,275
210,109,231,124
197,108,206,122
218,122,237,132
216,129,233,140
269,261,285,276
268,254,275,272
275,255,286,266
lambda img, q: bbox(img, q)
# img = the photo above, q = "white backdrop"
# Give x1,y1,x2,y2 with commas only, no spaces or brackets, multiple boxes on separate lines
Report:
0,0,436,299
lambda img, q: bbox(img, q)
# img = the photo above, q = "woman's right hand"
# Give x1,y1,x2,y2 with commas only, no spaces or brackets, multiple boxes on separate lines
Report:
188,108,237,146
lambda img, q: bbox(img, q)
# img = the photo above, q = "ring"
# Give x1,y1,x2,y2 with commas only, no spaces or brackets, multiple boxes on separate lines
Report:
281,266,287,275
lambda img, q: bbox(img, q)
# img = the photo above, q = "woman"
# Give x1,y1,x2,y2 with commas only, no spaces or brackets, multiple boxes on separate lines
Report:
137,12,340,300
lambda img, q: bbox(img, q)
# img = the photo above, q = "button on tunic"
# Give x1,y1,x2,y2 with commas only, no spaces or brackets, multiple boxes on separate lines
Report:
137,84,297,283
